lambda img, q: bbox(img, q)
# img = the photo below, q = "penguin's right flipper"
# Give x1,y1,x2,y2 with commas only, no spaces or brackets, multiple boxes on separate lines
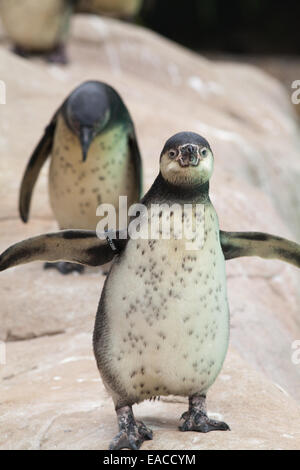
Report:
128,130,143,198
0,230,127,272
19,116,57,223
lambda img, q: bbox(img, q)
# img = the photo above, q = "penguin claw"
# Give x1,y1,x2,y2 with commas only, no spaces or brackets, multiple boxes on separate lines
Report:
179,410,230,433
44,262,85,275
109,431,139,450
109,421,153,450
136,420,154,440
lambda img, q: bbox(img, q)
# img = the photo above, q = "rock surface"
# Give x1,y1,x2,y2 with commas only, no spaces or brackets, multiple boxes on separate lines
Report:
1,335,300,450
0,16,299,449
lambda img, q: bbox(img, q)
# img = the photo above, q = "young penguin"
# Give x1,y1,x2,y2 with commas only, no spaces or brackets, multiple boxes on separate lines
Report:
1,132,299,450
19,80,142,274
0,0,76,64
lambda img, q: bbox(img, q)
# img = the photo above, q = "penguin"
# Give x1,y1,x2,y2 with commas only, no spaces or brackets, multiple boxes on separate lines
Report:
0,0,76,64
75,0,142,19
19,80,142,274
1,132,300,450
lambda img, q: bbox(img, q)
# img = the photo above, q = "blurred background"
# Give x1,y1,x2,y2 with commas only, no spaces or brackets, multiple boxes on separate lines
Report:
142,0,300,54
1,0,300,112
140,0,300,117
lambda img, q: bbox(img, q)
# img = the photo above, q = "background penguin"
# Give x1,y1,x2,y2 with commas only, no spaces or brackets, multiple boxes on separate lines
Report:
75,0,142,19
0,0,76,63
1,132,300,450
19,80,142,274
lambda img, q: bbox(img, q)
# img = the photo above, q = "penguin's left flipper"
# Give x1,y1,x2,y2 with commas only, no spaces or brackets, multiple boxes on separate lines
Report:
0,230,127,272
19,115,58,223
220,231,300,268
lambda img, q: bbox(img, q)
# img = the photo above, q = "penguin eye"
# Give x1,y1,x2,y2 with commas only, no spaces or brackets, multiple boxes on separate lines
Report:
168,150,177,159
200,147,208,157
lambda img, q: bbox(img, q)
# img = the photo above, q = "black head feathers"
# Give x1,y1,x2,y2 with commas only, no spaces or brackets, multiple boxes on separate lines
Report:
160,132,211,159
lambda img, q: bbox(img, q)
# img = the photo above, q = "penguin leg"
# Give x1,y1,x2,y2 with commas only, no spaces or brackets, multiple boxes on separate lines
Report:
179,393,230,433
47,44,68,65
109,405,153,450
44,261,85,275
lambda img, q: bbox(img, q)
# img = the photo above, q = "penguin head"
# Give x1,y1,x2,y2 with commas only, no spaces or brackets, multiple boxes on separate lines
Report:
65,81,112,162
160,132,214,186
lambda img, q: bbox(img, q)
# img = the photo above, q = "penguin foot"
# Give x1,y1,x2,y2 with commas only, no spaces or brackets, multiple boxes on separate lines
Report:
179,410,230,433
109,406,153,450
44,262,85,275
109,420,153,450
179,393,230,433
47,45,68,65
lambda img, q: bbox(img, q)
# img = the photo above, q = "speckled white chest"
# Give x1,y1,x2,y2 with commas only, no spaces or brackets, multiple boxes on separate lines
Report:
49,115,138,230
105,203,230,401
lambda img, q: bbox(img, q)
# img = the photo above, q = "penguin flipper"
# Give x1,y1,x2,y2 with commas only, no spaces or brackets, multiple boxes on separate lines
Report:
19,118,57,223
0,230,127,272
220,231,300,268
128,130,143,198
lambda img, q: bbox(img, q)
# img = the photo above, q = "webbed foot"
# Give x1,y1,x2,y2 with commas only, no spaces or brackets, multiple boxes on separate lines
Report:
44,261,84,275
109,406,153,450
180,410,230,432
179,393,230,433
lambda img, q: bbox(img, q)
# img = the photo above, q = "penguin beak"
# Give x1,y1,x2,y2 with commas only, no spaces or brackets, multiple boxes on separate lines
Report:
80,127,93,162
177,144,199,167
